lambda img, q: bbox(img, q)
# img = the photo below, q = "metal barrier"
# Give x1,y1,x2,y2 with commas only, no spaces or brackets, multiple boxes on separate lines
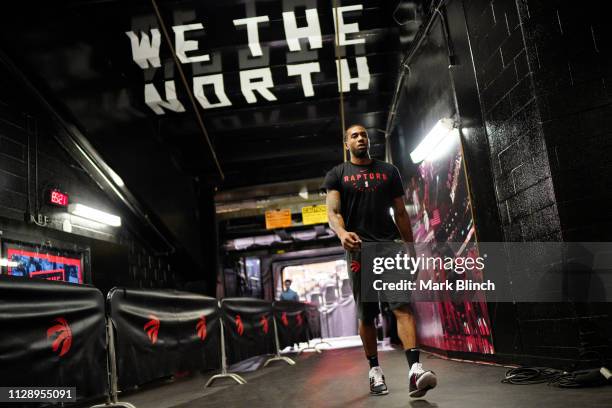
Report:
205,304,247,386
264,315,296,367
0,276,108,405
90,317,136,408
0,278,320,399
103,288,221,390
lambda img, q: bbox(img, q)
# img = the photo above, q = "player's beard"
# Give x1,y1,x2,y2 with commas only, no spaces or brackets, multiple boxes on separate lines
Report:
351,147,369,159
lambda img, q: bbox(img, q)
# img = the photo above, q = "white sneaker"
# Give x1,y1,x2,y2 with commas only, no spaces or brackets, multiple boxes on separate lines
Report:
369,366,389,395
408,362,437,398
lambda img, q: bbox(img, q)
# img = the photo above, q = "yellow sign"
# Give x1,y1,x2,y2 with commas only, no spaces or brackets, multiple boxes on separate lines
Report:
265,209,292,229
301,205,328,225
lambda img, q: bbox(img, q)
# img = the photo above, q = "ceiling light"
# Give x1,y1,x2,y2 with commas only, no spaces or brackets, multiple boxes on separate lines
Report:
410,118,456,163
299,186,309,200
68,203,121,227
107,167,125,187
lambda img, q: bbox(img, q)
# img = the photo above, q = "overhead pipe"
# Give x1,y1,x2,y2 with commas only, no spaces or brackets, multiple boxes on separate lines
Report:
384,0,449,161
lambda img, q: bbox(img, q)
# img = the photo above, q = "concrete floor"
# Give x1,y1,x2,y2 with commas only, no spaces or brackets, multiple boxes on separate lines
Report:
116,347,612,408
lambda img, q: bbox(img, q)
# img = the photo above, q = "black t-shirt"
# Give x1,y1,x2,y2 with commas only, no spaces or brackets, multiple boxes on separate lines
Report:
321,159,405,241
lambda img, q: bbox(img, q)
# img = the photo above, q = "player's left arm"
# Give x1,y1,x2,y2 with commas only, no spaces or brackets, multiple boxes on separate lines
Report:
392,196,416,258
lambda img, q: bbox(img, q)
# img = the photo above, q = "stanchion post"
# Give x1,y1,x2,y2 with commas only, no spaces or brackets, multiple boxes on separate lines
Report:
264,313,295,367
314,305,332,349
297,339,322,354
205,302,247,386
90,317,136,408
296,304,321,354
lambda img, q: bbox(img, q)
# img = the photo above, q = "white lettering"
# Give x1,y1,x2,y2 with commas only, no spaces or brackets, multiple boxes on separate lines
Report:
282,9,323,51
372,279,415,291
193,74,232,109
240,68,277,103
420,280,454,291
233,16,270,57
125,29,161,69
332,4,366,46
144,81,186,115
372,257,384,274
335,57,370,92
287,62,320,97
172,23,210,64
456,280,495,291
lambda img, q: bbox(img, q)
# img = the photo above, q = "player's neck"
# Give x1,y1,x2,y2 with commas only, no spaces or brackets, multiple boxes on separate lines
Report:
350,156,372,166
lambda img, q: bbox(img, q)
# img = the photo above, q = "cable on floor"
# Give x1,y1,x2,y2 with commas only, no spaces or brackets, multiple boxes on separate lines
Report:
501,367,564,385
502,366,612,388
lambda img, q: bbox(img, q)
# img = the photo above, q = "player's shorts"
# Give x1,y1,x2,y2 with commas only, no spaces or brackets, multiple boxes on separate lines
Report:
346,248,411,323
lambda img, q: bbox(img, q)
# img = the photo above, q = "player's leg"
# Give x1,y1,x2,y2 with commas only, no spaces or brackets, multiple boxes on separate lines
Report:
347,250,388,395
393,304,417,349
359,307,388,396
392,304,437,398
358,318,378,358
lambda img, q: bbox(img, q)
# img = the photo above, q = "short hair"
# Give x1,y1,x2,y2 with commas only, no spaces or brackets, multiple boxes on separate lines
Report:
344,124,368,141
284,279,292,284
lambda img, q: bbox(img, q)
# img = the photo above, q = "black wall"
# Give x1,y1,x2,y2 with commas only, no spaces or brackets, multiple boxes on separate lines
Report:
389,0,612,368
464,0,611,368
0,61,183,294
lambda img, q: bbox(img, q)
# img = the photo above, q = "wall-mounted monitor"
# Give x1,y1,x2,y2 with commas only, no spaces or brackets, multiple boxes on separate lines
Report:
3,242,83,284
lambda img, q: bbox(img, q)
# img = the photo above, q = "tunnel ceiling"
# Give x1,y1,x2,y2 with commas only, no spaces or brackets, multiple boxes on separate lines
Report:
0,0,423,193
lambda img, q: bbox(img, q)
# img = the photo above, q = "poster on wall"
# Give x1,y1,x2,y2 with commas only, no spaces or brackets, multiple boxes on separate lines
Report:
3,243,84,284
407,130,494,354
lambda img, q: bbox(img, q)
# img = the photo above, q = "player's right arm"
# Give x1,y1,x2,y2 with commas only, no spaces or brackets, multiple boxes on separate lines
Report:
326,189,362,250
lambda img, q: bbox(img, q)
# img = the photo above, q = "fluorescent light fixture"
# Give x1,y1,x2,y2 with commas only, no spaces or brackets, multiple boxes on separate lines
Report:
410,118,456,163
298,186,309,200
68,203,121,227
107,167,125,187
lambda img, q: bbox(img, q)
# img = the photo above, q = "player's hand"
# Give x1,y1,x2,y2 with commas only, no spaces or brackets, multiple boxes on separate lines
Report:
339,231,362,251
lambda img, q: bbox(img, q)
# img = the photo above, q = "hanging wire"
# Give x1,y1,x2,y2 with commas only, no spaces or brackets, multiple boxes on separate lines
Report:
332,0,347,162
150,0,224,181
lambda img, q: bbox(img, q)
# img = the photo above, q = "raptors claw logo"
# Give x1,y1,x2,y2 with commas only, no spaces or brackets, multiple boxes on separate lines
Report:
196,315,207,340
47,317,72,357
144,314,160,344
235,315,244,336
350,260,361,273
281,312,289,327
260,315,269,334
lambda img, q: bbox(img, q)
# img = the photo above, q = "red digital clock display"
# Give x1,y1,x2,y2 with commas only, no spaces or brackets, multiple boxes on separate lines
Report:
49,190,69,207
